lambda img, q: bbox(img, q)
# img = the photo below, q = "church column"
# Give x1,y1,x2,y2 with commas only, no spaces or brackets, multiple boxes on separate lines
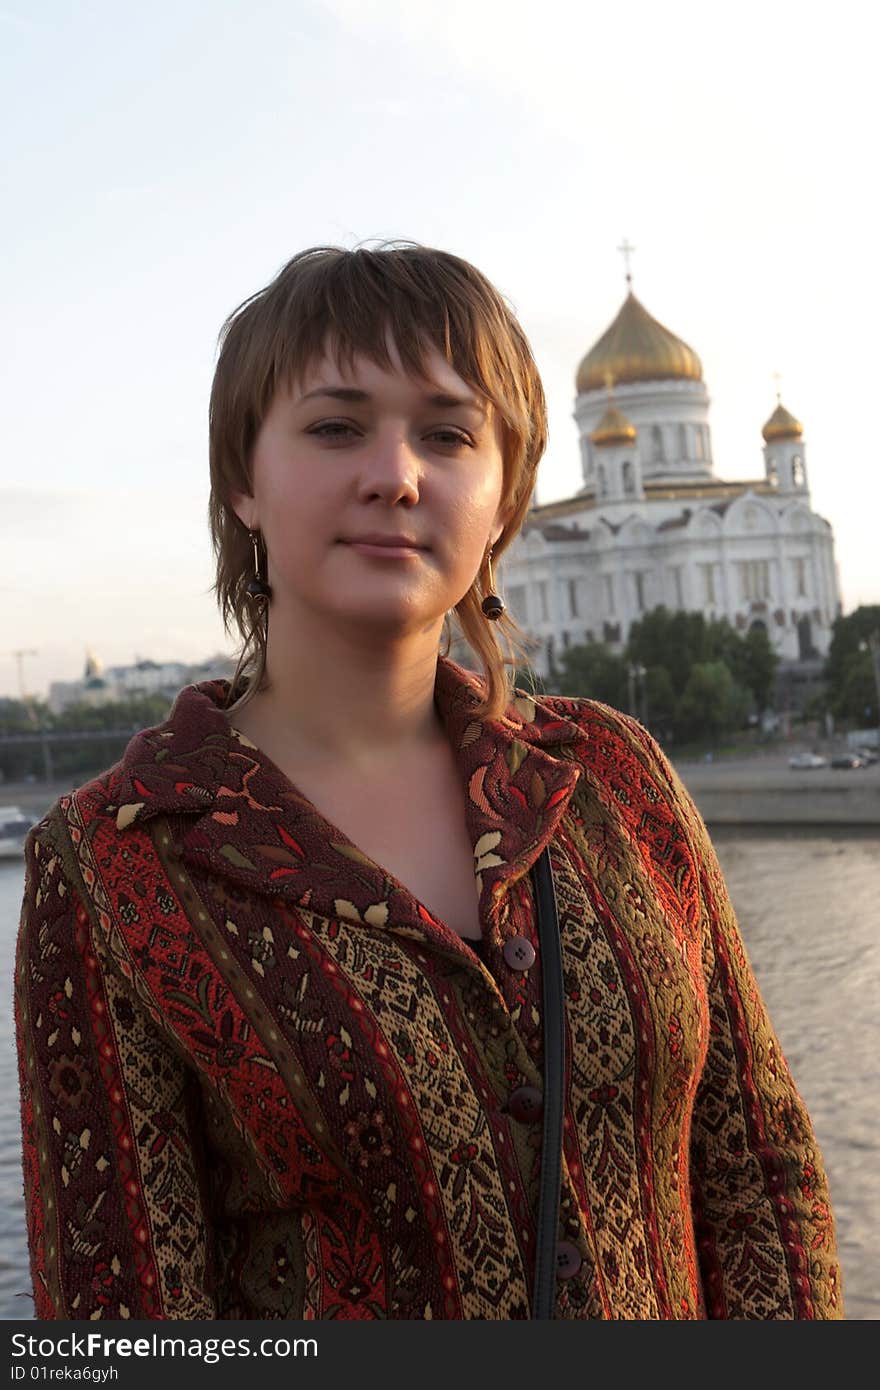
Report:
775,531,792,652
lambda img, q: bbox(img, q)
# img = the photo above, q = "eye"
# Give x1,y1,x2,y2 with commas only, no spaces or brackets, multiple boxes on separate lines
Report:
430,429,474,448
308,421,357,438
307,421,474,448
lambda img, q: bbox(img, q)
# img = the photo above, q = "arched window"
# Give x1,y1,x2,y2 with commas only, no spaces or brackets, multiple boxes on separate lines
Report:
651,425,665,463
792,455,805,487
767,458,779,487
678,423,688,459
622,460,635,495
597,464,607,498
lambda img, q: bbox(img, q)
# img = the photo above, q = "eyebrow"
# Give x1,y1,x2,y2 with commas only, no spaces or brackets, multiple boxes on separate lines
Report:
299,386,487,414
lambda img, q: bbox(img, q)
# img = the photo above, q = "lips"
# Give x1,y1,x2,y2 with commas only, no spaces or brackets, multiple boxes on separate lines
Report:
342,535,427,549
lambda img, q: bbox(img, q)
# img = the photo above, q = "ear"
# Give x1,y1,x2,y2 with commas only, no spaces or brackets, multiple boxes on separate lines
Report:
229,488,258,533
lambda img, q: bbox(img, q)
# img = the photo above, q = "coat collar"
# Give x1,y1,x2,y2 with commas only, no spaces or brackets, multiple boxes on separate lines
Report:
103,655,585,948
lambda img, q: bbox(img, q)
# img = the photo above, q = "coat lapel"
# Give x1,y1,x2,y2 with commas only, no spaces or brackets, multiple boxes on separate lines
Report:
107,657,584,956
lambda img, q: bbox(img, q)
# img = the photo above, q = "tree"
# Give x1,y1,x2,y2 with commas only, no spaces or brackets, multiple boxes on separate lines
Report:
643,665,677,733
739,626,779,710
676,662,752,743
824,606,880,720
832,652,878,723
627,608,709,696
553,642,629,708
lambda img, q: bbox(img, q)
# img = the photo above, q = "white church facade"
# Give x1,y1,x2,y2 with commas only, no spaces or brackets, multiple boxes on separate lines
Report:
490,282,840,681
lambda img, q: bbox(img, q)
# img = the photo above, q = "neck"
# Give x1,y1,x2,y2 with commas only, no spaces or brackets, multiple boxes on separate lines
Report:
228,596,450,774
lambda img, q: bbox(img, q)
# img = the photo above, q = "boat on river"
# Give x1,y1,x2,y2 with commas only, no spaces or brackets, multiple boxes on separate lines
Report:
0,806,35,859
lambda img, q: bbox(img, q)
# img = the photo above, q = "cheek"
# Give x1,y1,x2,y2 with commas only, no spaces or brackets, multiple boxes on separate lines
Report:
446,480,503,551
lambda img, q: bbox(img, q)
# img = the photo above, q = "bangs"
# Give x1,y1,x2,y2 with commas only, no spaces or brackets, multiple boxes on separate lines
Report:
221,246,530,439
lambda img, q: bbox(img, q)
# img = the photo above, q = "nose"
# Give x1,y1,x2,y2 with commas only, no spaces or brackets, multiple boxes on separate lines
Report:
355,427,422,507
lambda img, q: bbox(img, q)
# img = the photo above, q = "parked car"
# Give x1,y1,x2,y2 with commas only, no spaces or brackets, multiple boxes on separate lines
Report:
788,751,828,770
853,746,878,765
830,753,868,770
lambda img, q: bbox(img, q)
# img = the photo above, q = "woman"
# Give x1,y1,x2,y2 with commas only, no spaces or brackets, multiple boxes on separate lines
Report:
15,243,843,1320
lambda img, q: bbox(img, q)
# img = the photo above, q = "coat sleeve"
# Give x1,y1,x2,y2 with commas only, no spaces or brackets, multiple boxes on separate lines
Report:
624,721,845,1319
15,819,220,1319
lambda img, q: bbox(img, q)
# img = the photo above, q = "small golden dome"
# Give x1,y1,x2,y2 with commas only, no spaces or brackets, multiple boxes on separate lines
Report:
591,405,638,448
762,401,803,442
576,291,703,394
84,648,104,679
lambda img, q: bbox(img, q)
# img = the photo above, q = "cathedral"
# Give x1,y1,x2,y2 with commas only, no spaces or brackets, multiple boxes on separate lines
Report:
492,270,841,683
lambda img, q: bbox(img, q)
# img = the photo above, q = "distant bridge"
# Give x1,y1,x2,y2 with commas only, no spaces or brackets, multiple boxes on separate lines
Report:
0,728,138,782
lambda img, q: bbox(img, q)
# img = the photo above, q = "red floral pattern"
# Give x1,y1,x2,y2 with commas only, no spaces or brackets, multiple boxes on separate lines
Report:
15,657,843,1319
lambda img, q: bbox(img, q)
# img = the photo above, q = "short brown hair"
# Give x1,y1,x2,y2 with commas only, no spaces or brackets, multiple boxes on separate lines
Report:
208,241,546,720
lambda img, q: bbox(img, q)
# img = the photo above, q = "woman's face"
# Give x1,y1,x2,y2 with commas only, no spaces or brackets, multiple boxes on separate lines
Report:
231,334,510,637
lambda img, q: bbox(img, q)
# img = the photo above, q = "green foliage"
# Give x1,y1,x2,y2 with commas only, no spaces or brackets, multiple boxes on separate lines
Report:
47,693,173,732
833,653,878,723
0,693,176,785
627,608,706,696
550,605,781,746
643,665,677,726
823,607,880,722
676,662,752,742
552,643,629,708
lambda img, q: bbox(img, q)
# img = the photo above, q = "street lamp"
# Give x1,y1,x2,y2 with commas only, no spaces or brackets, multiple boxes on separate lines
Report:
858,631,880,730
628,662,646,719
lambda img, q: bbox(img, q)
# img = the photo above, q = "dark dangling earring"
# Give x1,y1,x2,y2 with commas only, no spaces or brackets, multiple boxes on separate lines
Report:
245,529,272,604
481,546,505,621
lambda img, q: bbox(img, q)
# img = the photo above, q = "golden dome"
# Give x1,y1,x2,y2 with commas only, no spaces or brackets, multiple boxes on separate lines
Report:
576,291,703,394
591,405,638,448
762,401,803,442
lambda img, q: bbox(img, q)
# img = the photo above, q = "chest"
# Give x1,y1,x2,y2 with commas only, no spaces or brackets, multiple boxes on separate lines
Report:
284,765,483,941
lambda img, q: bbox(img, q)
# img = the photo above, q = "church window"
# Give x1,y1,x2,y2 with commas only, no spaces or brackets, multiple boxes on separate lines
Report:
767,458,779,487
739,560,771,601
597,464,607,498
792,454,805,487
679,424,688,459
567,578,579,617
792,557,807,597
651,425,665,463
507,584,527,621
633,571,651,612
622,460,635,495
699,563,716,605
536,581,549,622
604,574,615,614
669,566,684,607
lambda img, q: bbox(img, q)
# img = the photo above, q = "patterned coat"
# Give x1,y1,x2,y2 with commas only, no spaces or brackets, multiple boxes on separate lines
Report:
14,656,843,1320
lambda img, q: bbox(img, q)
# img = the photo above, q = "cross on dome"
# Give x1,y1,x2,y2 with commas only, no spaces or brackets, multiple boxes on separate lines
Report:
617,238,636,289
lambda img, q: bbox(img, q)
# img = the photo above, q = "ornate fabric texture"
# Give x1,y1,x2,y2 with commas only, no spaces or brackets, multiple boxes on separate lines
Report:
14,655,843,1319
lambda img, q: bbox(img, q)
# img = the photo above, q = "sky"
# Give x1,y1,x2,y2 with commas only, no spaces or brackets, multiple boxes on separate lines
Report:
2,0,877,700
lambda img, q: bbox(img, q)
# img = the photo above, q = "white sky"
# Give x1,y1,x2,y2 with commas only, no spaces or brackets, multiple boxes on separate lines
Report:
2,0,877,700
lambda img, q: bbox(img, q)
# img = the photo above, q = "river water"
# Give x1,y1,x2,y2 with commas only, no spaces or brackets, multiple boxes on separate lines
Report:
0,830,876,1320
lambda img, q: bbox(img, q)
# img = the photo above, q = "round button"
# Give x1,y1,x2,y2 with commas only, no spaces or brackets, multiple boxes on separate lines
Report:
555,1242,582,1280
507,1086,544,1123
502,935,536,971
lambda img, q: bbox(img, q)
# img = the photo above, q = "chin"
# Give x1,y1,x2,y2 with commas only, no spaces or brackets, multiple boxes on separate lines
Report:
326,594,448,631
